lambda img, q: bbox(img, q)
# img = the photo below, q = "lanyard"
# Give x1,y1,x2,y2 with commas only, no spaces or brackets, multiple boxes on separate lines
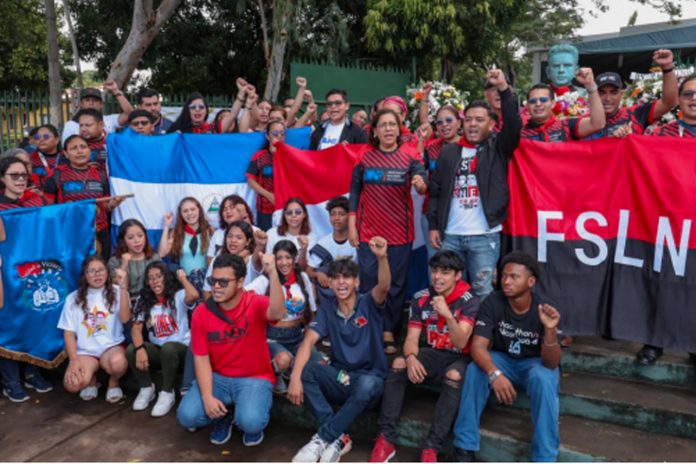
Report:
38,151,60,171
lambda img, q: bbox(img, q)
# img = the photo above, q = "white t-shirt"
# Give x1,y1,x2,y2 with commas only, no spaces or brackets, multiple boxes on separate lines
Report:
57,286,124,358
134,289,193,346
266,227,317,257
244,272,317,322
203,255,261,291
445,146,502,236
308,233,357,269
319,122,345,149
61,113,122,144
207,225,261,259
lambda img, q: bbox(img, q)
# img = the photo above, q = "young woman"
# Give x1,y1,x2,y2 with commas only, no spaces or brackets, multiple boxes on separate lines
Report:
58,256,129,402
125,263,199,417
28,124,66,188
108,219,161,302
0,156,46,211
266,198,317,262
167,93,215,134
246,119,286,231
245,240,316,394
349,109,427,354
158,197,213,291
206,194,256,264
43,135,123,258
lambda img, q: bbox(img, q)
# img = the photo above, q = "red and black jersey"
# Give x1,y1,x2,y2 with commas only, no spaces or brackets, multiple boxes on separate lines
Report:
521,115,583,142
349,145,426,245
651,121,696,138
87,135,108,168
585,101,657,139
399,127,419,147
0,190,47,211
29,150,67,188
408,280,480,354
44,164,110,230
245,148,274,214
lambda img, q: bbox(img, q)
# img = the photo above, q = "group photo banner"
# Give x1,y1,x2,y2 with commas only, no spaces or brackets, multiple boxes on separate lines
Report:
505,136,696,352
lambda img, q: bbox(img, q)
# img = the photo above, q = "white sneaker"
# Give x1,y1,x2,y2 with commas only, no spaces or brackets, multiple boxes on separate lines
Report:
293,433,329,462
320,435,352,462
132,384,156,411
151,390,176,417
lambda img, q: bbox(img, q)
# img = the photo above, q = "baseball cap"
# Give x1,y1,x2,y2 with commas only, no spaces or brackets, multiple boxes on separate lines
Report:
596,72,623,89
80,88,103,100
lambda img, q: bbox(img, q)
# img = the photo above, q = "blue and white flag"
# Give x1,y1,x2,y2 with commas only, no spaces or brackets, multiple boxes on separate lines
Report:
0,200,96,367
107,128,311,246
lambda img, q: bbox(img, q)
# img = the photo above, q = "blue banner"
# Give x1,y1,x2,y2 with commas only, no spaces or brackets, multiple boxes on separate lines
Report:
0,200,96,367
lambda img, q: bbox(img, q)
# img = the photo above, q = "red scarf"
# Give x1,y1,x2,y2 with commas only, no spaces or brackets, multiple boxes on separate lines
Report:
436,280,471,333
282,272,297,301
191,122,213,134
526,115,557,142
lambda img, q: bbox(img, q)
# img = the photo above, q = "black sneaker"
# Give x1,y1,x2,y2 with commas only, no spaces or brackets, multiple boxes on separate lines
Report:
636,345,663,366
452,448,475,462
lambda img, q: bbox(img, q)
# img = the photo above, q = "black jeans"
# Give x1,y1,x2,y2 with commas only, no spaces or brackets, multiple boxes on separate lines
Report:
377,347,469,451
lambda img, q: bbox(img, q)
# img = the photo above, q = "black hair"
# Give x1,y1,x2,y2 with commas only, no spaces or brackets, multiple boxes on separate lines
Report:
272,240,312,325
526,83,554,101
327,257,360,279
0,156,28,190
136,88,161,104
278,197,311,236
463,100,498,122
501,251,540,279
679,74,696,95
75,108,104,122
133,262,182,322
218,194,254,229
429,250,465,273
114,218,155,259
167,92,209,134
223,220,255,254
75,256,117,314
128,109,155,124
35,124,60,139
63,134,87,150
325,89,348,101
212,253,247,280
369,108,402,149
326,196,349,213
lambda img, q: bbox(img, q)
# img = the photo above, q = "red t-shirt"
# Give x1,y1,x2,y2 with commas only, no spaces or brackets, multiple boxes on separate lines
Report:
190,291,274,384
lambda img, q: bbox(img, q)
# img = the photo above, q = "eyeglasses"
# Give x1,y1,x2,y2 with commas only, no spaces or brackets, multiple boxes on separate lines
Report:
189,104,206,111
326,100,344,107
130,120,151,127
269,130,286,137
528,97,550,104
86,268,106,276
206,276,236,288
33,134,54,140
436,116,456,126
377,121,399,130
5,172,28,181
284,208,304,216
680,90,696,99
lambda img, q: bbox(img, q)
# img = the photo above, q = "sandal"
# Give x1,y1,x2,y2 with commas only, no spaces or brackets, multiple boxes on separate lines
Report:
79,384,100,401
106,387,124,404
383,340,398,355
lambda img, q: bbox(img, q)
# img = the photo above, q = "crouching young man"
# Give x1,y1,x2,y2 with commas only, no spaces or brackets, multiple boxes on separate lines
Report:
370,250,480,462
452,251,562,462
289,237,391,463
176,254,285,446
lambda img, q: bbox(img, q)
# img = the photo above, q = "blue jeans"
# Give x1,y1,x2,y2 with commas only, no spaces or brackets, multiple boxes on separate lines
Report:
301,361,384,443
0,359,41,386
442,232,500,300
453,352,560,462
176,373,273,434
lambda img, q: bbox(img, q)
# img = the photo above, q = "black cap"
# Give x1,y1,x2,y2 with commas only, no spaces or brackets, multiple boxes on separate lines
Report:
127,109,155,124
79,88,103,100
596,72,623,89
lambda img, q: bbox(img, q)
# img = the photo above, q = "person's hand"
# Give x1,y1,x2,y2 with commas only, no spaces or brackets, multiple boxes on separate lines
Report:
236,77,248,93
262,253,276,274
368,236,388,259
429,230,442,249
287,377,304,405
422,81,433,97
176,268,188,284
246,92,257,107
164,212,174,226
114,268,127,289
296,76,307,88
538,303,561,331
486,69,508,92
298,235,309,252
253,229,268,252
103,80,120,95
121,253,132,266
316,272,330,288
135,348,149,371
203,395,228,419
610,123,633,138
416,122,432,142
406,355,427,384
431,295,453,319
653,49,674,70
304,89,314,102
107,195,126,210
349,225,359,248
245,84,256,94
306,102,318,115
412,174,426,192
491,373,517,405
265,192,275,205
575,67,596,88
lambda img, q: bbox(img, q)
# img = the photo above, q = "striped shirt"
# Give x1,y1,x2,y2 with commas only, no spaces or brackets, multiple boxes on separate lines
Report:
44,164,110,230
0,191,47,211
651,121,696,138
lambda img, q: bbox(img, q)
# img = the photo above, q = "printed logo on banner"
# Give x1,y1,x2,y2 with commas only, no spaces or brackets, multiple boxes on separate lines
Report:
202,193,223,225
17,261,68,313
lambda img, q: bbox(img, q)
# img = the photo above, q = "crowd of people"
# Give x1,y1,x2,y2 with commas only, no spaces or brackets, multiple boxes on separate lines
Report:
0,45,695,462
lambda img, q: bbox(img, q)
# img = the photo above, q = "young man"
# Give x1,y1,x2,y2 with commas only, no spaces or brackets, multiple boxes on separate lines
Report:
428,69,521,301
370,251,480,463
62,82,133,144
76,109,108,168
136,88,173,135
176,253,285,446
289,237,391,463
127,110,156,136
309,89,367,150
452,251,562,462
521,68,605,141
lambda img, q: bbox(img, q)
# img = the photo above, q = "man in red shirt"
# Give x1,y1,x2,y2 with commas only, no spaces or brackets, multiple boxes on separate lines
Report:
176,253,285,446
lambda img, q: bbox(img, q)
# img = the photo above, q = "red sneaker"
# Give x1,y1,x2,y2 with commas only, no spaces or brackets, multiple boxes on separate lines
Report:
420,448,438,462
369,434,396,462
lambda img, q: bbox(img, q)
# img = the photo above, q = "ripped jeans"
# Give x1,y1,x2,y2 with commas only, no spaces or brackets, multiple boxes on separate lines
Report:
442,232,500,301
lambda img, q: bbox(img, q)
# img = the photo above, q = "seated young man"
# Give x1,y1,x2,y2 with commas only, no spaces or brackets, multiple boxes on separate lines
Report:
288,237,391,463
370,250,480,462
176,253,285,446
452,251,562,462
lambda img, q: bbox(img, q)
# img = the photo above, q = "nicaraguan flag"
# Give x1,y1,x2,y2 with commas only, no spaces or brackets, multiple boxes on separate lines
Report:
0,200,96,367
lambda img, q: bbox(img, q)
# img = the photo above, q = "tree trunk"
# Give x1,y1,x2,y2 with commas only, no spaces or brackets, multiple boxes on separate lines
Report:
44,0,62,127
262,0,292,102
107,0,181,88
63,0,83,89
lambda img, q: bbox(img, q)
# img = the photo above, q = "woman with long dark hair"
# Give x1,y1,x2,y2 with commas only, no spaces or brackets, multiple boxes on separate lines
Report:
266,198,316,261
28,124,66,188
0,157,46,211
108,219,161,301
206,194,256,265
125,262,199,417
167,92,215,134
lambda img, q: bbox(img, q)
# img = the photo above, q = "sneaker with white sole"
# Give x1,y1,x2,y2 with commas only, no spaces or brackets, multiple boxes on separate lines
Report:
132,384,156,411
151,390,176,417
24,373,53,393
2,382,30,403
320,434,352,462
209,413,234,445
293,433,329,462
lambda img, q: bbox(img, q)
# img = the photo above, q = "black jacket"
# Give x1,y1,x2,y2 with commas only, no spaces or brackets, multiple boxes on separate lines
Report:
428,88,522,234
310,118,368,150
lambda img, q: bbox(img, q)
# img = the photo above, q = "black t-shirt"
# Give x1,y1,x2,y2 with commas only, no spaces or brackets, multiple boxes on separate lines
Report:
474,290,561,359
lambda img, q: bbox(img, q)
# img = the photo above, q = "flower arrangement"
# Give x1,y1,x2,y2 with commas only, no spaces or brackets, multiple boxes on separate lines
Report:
551,86,589,119
405,81,469,129
622,66,694,124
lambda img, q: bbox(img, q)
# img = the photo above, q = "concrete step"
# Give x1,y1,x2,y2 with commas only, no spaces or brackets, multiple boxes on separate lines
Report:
562,337,696,388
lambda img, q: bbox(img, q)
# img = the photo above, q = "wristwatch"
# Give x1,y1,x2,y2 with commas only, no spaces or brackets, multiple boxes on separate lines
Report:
488,369,502,385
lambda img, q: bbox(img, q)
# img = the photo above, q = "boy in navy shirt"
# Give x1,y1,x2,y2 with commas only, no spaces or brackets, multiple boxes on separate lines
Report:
289,236,391,463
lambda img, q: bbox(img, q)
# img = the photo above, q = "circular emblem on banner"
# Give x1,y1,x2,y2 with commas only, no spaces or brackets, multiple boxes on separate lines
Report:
18,261,68,313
